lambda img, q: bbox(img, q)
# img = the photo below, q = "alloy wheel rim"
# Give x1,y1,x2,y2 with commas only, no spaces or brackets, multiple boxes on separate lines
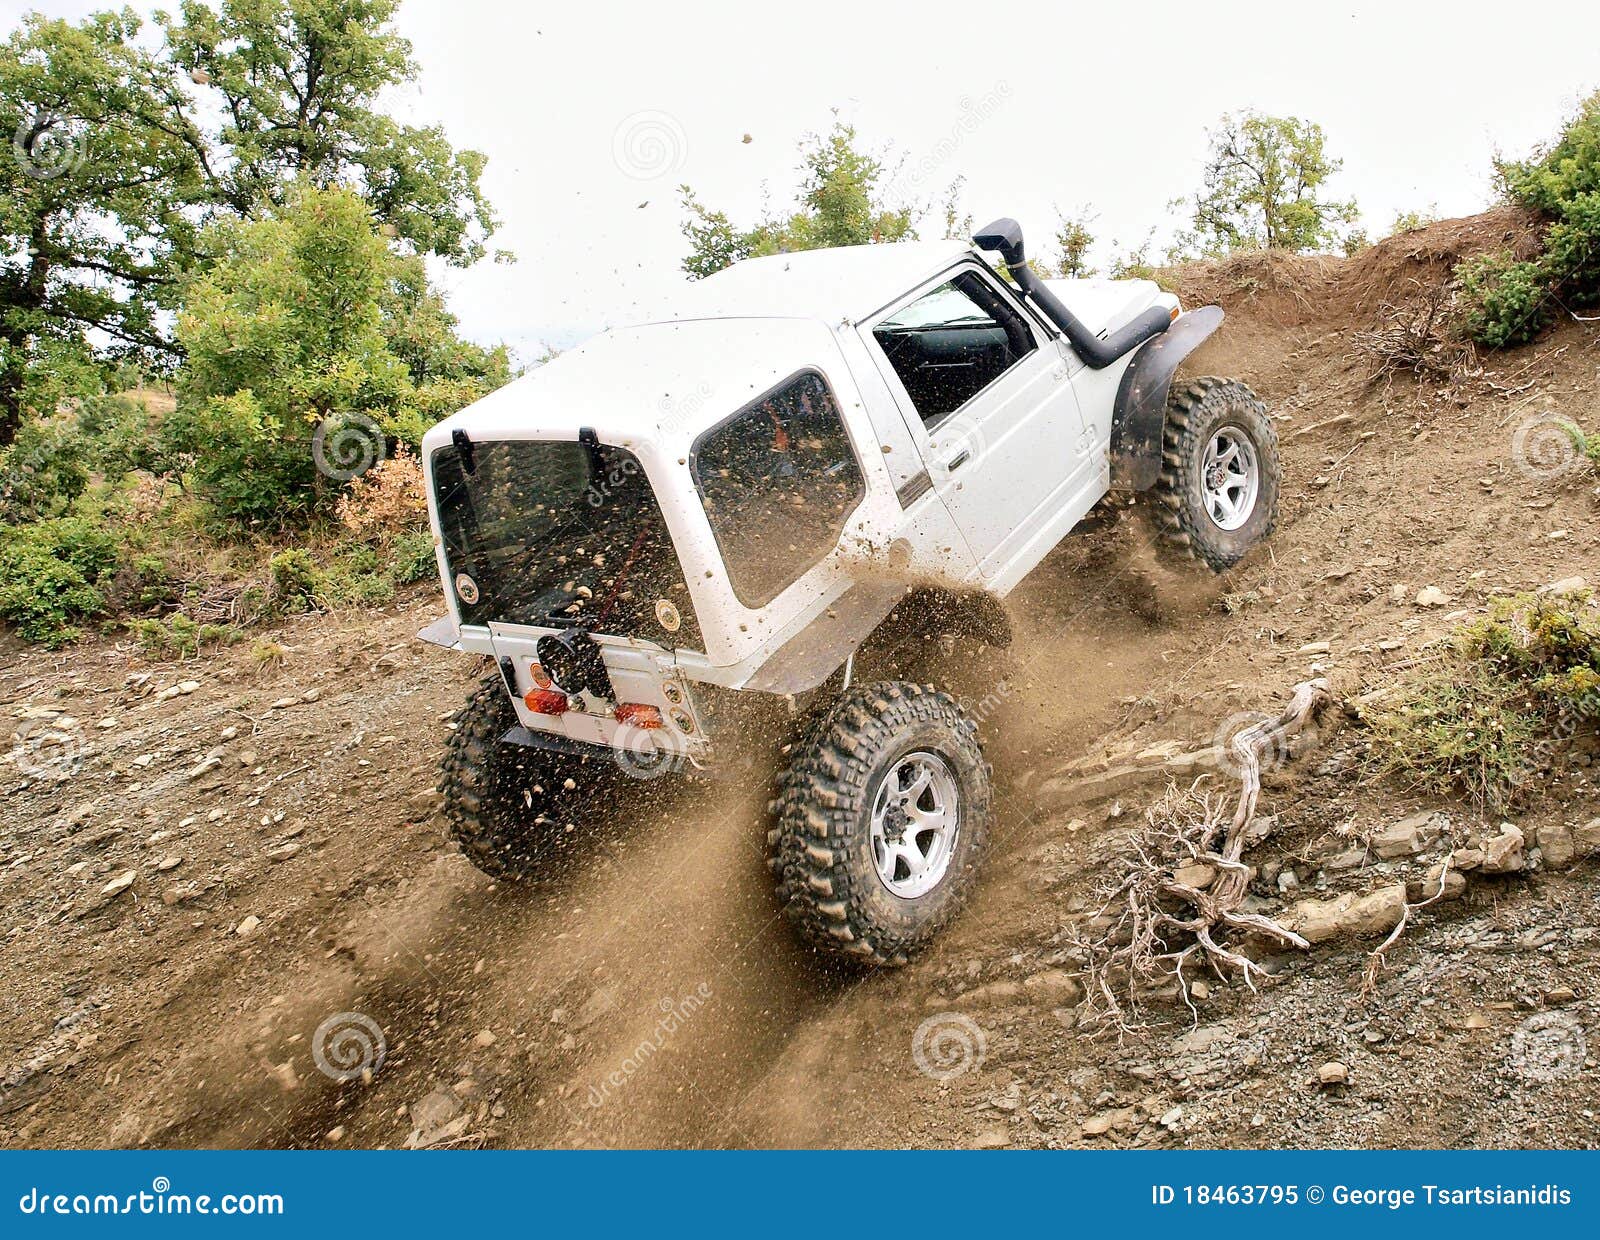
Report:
1201,425,1260,531
869,751,961,899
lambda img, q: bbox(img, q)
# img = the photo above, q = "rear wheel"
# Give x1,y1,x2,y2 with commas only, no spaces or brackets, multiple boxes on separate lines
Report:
1155,376,1279,571
768,681,991,967
440,674,629,881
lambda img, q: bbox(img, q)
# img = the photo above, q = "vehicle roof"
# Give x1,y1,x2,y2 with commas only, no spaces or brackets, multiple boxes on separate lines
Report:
422,315,851,456
644,240,979,326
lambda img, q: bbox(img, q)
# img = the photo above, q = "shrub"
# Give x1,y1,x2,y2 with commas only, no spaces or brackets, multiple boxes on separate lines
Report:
335,447,426,537
268,548,322,610
0,418,91,521
393,528,437,584
1455,252,1549,348
0,517,123,647
129,612,240,659
1457,92,1600,347
1368,591,1600,808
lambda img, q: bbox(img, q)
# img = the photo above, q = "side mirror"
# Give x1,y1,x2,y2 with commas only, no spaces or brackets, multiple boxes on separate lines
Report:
972,217,1026,268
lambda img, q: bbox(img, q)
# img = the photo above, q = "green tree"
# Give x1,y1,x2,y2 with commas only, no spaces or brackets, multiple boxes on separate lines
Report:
0,0,499,446
1050,205,1097,278
679,120,914,278
0,8,205,446
161,186,495,527
162,0,497,265
1174,111,1359,257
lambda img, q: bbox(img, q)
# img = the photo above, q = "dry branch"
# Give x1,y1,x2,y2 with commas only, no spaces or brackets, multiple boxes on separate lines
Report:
1076,678,1335,1030
1351,279,1477,389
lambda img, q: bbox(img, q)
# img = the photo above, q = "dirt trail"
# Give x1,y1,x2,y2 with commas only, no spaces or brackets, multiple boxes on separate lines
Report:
5,213,1600,1149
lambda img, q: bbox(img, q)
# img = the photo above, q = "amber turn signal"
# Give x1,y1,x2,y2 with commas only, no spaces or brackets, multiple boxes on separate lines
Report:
614,703,664,729
524,688,569,715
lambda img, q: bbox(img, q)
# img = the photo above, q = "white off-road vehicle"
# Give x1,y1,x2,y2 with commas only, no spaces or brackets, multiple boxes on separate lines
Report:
418,218,1278,965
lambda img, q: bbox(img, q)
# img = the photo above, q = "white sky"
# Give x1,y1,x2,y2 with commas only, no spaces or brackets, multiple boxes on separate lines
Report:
16,0,1600,364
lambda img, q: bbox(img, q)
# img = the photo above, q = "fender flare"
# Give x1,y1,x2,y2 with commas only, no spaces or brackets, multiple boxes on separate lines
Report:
1109,305,1224,490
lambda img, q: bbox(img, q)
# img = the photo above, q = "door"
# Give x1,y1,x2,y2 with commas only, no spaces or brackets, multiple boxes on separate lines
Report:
862,264,1092,582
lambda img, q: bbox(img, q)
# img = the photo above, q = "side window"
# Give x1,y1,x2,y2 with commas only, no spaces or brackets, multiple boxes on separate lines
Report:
873,269,1038,426
692,370,865,608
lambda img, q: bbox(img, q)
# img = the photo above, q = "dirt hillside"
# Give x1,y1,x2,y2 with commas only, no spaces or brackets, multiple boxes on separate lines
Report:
3,212,1598,1149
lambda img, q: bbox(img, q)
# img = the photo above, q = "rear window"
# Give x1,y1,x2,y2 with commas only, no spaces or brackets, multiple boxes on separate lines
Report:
691,370,865,608
431,437,700,647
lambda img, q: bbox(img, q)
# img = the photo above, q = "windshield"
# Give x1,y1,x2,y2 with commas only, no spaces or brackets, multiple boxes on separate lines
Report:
431,437,700,647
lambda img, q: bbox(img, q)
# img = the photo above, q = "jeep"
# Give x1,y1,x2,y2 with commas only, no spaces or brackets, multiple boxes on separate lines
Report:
417,217,1279,965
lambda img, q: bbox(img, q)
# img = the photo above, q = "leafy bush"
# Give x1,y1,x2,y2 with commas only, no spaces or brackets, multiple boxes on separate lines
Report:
268,548,321,610
0,418,91,521
0,517,123,646
129,612,240,658
392,528,437,584
1368,591,1600,808
1457,92,1600,347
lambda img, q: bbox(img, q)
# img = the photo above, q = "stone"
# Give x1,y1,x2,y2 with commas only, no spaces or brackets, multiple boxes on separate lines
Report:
1189,981,1211,1001
265,843,301,863
1575,817,1600,856
1323,846,1368,873
325,1126,345,1143
235,914,261,937
1539,822,1576,869
1545,987,1577,1005
269,1061,300,1092
1414,586,1450,607
1407,864,1467,903
971,1127,1010,1150
1080,1110,1130,1137
1370,811,1441,859
1171,862,1218,890
1288,885,1406,944
473,1028,497,1048
1538,576,1586,596
1022,968,1083,1007
1297,641,1332,655
100,870,136,897
1479,824,1525,874
1318,1061,1350,1085
156,856,182,872
1159,1105,1184,1129
958,980,1024,1007
1453,847,1484,871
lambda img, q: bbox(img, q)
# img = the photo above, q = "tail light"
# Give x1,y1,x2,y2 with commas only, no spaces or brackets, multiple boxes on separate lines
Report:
524,688,569,716
614,703,664,729
528,663,553,689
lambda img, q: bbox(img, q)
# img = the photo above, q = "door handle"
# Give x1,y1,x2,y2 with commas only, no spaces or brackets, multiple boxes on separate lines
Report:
946,449,970,472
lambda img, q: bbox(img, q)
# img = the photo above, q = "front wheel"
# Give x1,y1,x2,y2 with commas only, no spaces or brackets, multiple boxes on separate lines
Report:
1155,376,1280,572
767,681,991,967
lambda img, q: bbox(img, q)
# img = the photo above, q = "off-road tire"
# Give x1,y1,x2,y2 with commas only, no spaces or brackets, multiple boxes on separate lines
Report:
440,673,624,881
1155,376,1279,572
767,681,991,967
